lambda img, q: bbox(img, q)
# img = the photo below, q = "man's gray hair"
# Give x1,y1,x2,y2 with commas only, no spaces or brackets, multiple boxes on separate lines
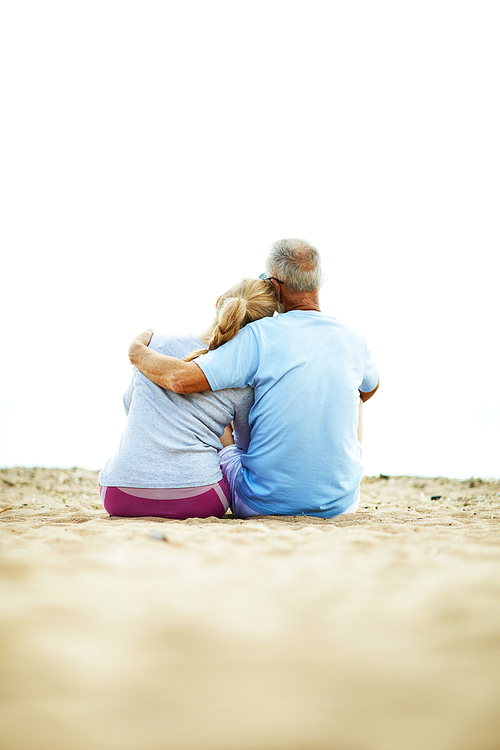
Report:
265,238,323,292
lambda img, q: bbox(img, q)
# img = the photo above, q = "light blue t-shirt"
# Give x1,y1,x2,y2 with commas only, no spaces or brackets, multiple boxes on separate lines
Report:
196,311,378,518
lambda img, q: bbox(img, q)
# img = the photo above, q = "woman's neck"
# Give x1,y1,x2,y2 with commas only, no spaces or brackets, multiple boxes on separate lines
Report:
196,325,214,346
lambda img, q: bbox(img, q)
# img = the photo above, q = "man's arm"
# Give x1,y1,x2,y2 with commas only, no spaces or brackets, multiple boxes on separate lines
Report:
359,380,379,403
128,330,211,394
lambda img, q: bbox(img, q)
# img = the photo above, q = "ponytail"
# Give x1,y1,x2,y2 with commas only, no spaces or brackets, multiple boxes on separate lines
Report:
183,278,281,361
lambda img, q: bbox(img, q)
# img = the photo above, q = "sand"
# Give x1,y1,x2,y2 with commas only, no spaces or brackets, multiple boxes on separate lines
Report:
1,467,500,750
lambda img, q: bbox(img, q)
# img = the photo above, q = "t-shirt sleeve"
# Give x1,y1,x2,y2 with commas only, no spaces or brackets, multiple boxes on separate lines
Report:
359,341,379,393
196,327,260,391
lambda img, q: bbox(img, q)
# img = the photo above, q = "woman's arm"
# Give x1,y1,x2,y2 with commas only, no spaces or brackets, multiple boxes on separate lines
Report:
232,389,253,452
220,424,236,448
128,330,210,394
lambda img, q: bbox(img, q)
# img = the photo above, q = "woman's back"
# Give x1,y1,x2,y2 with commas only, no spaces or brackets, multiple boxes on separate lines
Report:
98,333,253,489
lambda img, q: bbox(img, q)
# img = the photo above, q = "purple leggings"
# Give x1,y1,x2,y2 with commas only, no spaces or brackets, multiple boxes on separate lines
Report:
99,476,231,519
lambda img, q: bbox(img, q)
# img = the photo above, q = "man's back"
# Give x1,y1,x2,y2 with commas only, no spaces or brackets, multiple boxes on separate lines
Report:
197,311,378,518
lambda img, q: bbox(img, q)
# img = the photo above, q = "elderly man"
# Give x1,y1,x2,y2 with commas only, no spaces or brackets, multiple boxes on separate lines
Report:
129,238,379,518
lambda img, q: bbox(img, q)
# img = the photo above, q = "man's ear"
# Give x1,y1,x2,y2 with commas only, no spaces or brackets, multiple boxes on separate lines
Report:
270,279,281,300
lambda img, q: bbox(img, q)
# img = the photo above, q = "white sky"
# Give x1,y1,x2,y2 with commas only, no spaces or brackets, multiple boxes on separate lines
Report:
1,1,499,479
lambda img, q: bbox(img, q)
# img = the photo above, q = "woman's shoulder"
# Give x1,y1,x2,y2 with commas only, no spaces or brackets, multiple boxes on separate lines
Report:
149,332,205,360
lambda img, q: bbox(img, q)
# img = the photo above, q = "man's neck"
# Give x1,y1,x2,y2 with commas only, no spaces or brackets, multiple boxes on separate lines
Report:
280,290,321,313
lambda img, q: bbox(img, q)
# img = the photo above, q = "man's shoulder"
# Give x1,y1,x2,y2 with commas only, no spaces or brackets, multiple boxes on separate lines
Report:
246,314,282,332
316,313,368,341
239,314,296,345
244,311,362,340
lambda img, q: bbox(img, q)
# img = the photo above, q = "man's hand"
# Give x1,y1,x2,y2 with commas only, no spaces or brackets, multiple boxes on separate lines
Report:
128,329,154,363
128,328,211,394
131,328,154,349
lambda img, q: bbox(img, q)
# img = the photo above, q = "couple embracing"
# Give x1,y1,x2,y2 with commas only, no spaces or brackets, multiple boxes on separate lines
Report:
98,239,379,520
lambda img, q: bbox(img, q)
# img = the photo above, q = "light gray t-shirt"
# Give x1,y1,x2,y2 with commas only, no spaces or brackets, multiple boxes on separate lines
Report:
98,333,254,488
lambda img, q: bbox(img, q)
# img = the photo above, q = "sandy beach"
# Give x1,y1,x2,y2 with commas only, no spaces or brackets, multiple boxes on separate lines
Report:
1,467,500,750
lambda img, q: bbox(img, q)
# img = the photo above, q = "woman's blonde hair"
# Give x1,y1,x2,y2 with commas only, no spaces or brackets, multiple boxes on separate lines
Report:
183,278,281,361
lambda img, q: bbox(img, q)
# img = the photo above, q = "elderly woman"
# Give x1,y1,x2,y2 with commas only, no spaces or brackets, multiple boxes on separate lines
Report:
98,278,280,519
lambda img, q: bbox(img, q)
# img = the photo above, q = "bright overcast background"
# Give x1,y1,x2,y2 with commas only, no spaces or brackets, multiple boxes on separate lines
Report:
1,1,499,479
